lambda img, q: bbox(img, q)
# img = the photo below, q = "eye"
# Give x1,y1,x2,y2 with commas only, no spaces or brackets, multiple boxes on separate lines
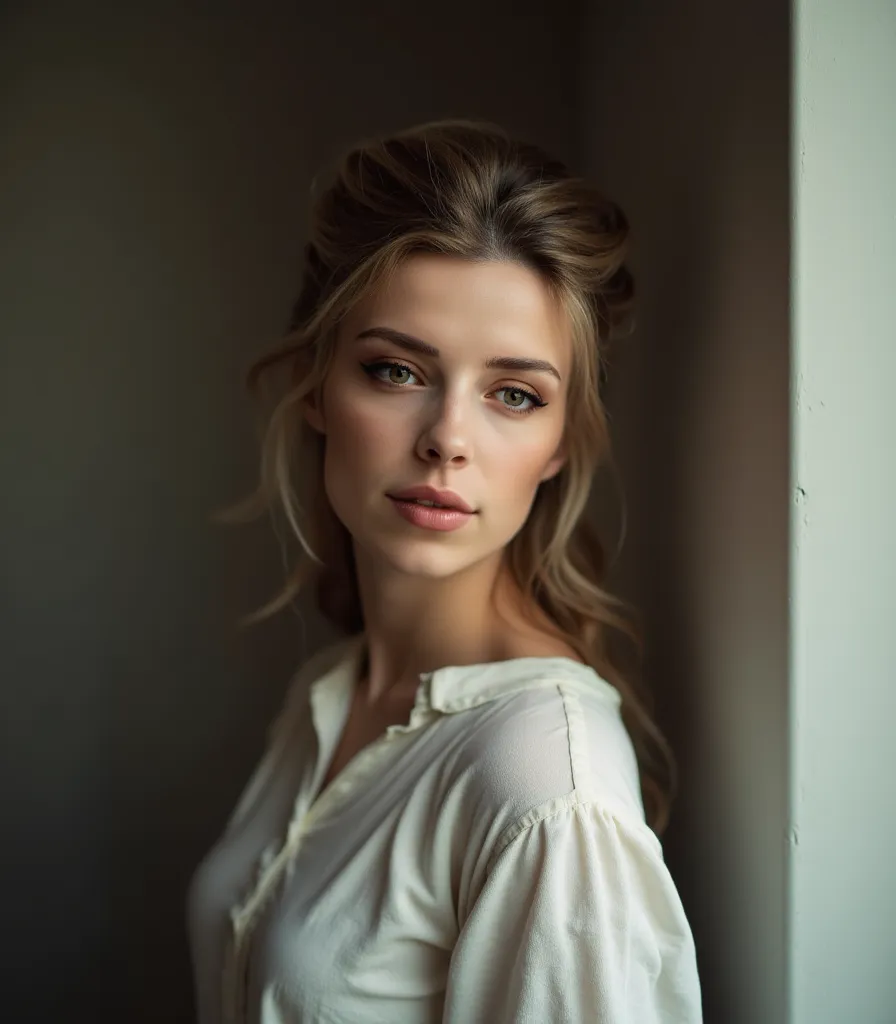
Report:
360,361,549,417
361,360,419,387
494,386,547,416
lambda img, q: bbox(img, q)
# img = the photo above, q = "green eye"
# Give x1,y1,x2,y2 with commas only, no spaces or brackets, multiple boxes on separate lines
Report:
501,388,529,410
360,361,548,417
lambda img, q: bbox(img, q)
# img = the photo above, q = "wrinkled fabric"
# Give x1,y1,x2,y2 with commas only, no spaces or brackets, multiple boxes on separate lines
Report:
187,632,701,1023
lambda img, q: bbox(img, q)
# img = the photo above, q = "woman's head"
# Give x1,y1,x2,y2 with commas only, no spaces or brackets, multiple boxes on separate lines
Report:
302,254,571,600
236,118,674,831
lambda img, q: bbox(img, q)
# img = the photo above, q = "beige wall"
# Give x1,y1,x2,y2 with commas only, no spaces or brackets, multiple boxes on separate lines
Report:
0,3,581,1019
580,3,792,1022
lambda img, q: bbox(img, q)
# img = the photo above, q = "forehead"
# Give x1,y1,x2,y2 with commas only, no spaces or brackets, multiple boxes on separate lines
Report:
343,254,573,373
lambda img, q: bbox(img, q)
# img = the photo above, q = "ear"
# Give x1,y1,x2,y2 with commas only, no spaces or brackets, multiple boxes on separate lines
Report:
301,388,326,435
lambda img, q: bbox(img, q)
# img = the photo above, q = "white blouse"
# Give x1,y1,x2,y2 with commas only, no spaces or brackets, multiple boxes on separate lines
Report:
187,632,701,1023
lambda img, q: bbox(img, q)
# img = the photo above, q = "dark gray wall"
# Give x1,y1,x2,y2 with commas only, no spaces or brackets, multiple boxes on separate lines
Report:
0,3,582,1019
581,3,792,1023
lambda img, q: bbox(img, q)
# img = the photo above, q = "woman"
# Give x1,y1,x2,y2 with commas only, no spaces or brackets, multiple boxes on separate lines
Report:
188,118,702,1023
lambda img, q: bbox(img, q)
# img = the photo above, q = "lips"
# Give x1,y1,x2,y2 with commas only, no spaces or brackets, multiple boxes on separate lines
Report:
387,485,476,514
389,495,476,532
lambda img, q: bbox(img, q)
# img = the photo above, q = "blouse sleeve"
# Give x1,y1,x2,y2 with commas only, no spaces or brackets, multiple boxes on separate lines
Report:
442,797,702,1024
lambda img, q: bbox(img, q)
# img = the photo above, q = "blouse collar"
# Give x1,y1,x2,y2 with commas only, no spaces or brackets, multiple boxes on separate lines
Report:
308,631,621,719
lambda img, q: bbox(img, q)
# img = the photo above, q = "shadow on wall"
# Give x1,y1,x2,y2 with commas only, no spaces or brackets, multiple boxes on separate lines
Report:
0,2,584,1020
583,3,792,1023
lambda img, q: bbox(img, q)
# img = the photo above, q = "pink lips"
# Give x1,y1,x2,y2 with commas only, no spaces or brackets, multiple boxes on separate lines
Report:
386,484,475,514
388,496,475,532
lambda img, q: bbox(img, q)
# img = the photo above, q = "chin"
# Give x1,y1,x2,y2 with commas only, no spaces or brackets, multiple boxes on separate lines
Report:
363,536,475,579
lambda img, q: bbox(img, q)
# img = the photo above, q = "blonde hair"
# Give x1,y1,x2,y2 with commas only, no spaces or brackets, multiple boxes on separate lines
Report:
225,118,676,834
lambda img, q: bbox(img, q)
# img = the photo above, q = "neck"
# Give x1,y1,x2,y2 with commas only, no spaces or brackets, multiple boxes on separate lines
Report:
351,547,550,707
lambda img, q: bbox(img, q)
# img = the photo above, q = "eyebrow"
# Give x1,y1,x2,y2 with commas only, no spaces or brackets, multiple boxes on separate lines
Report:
355,326,562,383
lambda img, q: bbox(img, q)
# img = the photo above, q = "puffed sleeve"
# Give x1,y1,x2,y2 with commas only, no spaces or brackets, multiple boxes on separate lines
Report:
442,796,702,1023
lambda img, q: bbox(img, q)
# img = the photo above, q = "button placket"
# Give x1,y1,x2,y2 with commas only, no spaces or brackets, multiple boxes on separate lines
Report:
222,697,439,1023
224,811,314,1023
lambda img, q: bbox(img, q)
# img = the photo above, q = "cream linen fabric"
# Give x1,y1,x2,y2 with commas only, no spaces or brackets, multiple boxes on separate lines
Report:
187,632,701,1023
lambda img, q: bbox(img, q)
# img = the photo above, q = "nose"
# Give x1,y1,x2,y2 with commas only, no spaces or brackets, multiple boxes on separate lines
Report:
416,421,471,466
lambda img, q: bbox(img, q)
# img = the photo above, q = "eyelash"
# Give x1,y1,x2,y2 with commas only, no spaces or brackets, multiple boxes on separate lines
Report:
360,360,548,417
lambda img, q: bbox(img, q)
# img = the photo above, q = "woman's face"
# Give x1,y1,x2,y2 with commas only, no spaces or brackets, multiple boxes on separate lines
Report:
303,254,573,582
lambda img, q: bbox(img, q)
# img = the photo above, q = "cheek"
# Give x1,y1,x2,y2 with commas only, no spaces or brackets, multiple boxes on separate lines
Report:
325,389,400,469
494,438,558,490
478,444,557,532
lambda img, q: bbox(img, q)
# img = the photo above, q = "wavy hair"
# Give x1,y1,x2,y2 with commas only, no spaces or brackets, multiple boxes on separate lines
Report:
224,118,675,834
